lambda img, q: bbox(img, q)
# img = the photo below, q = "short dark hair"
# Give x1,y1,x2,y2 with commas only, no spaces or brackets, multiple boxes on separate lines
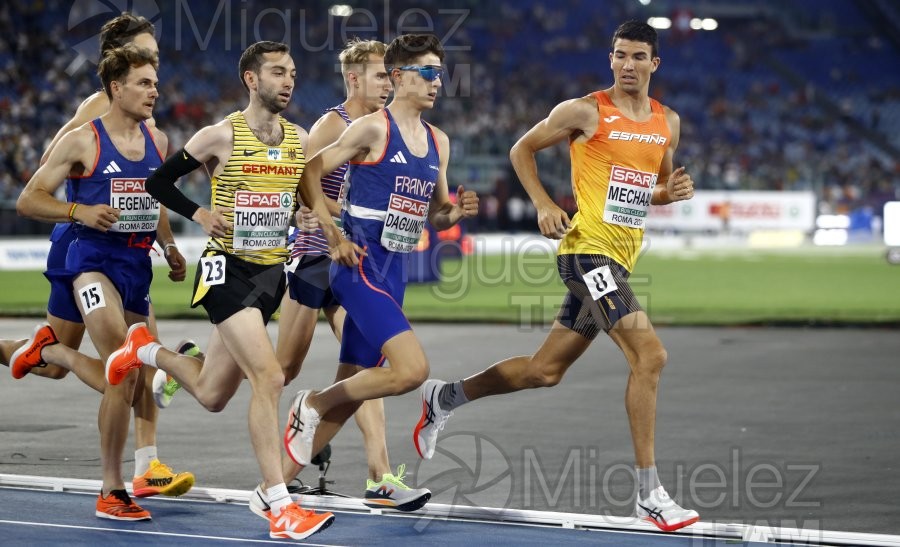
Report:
612,20,659,58
99,12,155,56
238,41,290,91
384,34,445,69
97,45,159,99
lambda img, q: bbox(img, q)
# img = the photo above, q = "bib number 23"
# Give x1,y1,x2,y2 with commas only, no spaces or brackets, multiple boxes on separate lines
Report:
200,255,226,287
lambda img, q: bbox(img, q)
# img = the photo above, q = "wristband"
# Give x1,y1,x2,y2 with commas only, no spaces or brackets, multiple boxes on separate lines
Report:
68,203,78,222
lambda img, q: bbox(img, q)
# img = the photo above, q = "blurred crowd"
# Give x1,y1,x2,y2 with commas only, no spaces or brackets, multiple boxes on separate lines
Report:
1,0,898,235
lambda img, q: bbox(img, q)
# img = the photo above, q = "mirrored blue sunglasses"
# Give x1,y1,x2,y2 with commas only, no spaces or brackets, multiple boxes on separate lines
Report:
397,65,444,81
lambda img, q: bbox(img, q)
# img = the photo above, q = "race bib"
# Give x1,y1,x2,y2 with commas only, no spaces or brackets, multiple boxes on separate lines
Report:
109,178,160,232
233,191,293,251
603,165,656,229
582,265,618,301
381,193,428,253
199,255,226,286
78,282,106,315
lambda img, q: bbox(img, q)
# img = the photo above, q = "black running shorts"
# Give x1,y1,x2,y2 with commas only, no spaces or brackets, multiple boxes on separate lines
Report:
556,253,643,339
191,250,286,325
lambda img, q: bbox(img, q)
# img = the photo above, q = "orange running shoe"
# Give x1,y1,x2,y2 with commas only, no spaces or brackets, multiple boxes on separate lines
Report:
95,489,151,521
105,322,154,386
132,459,195,498
269,503,334,540
10,323,58,379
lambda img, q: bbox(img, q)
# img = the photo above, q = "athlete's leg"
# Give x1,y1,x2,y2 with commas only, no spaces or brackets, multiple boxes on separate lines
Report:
0,339,26,365
322,304,346,340
322,304,388,479
307,330,428,415
275,292,319,385
212,309,286,489
354,398,390,480
73,272,142,495
607,311,666,469
20,316,82,380
151,308,287,488
460,321,592,401
152,327,243,412
132,308,161,451
280,362,366,482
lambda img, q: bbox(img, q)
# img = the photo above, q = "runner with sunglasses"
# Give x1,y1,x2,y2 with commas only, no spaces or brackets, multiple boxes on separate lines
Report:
281,34,479,473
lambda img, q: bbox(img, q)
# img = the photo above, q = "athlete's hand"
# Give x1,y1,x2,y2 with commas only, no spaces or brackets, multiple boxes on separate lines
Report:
193,206,233,238
456,185,479,218
295,206,319,233
74,204,120,232
330,239,367,267
666,166,694,202
164,246,187,282
536,200,570,240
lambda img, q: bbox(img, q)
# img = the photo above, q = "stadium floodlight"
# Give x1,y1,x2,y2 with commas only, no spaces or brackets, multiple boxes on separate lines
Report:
638,0,652,5
647,17,671,29
701,18,719,31
690,18,703,30
329,4,353,17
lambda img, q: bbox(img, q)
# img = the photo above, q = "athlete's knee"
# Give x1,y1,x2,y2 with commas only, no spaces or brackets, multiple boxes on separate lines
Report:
250,366,286,397
529,359,567,388
634,345,667,378
282,362,301,386
198,393,230,413
39,366,70,380
389,361,429,395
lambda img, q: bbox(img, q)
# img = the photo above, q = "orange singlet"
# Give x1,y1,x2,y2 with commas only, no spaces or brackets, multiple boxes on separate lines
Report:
558,90,671,271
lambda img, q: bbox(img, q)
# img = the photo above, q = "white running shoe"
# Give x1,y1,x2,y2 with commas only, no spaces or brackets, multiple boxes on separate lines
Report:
363,463,432,512
413,379,453,460
635,486,700,532
284,390,320,466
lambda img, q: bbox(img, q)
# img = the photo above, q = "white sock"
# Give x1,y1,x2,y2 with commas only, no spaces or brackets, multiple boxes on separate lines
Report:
267,483,291,516
136,342,162,368
636,465,661,500
134,446,157,476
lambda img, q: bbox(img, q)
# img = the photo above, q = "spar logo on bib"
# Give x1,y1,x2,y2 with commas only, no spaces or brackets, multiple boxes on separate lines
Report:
109,178,160,232
382,193,429,253
233,191,293,251
603,165,657,229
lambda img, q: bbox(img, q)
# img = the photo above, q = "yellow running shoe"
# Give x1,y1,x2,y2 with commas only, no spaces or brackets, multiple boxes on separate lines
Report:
132,459,195,498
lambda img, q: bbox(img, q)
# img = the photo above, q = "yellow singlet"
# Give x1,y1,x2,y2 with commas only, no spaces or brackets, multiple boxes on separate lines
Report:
207,111,306,266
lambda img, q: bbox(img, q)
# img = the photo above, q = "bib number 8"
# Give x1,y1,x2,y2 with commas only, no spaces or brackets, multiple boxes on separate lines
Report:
200,255,226,286
582,264,618,301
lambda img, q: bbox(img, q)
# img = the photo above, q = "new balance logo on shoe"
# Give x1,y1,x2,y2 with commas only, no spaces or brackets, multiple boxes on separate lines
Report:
603,115,621,123
102,161,123,174
389,150,408,164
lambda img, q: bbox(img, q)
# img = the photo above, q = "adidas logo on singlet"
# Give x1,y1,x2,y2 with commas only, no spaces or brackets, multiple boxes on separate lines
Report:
389,150,408,164
102,161,123,174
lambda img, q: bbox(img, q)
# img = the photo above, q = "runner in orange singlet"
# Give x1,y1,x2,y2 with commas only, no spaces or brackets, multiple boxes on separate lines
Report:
414,20,700,532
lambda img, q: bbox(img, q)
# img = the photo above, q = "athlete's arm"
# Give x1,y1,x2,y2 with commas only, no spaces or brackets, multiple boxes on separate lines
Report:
652,107,693,205
41,92,109,165
149,128,187,282
510,97,595,239
17,127,120,230
305,112,347,218
146,123,233,238
298,116,381,265
426,126,479,230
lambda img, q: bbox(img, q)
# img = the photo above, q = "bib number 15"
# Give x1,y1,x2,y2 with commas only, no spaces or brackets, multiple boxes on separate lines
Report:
200,255,226,286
